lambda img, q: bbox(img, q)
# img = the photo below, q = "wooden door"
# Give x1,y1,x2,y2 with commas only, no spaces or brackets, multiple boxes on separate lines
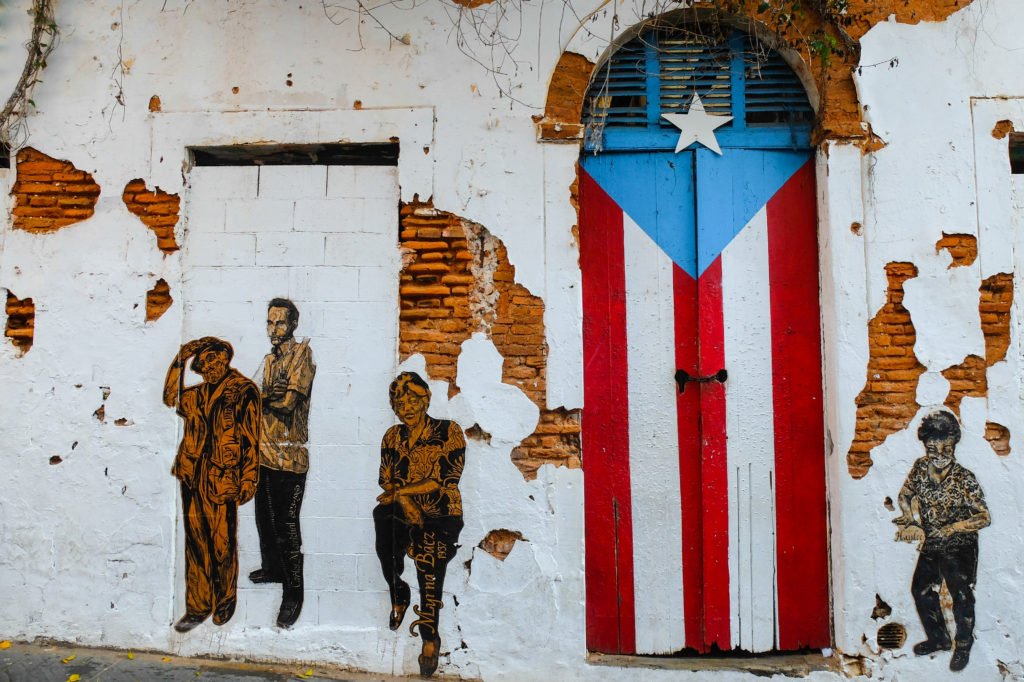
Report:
580,146,829,655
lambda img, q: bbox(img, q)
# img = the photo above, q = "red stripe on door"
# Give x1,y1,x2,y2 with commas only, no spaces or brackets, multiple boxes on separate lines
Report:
698,257,730,651
673,265,704,652
766,160,830,650
579,168,637,654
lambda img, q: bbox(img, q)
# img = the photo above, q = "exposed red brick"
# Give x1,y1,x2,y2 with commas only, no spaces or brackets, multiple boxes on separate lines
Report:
122,179,180,253
993,119,1015,139
847,262,926,478
5,291,34,354
478,529,524,561
11,148,100,232
985,422,1011,456
535,52,595,142
942,354,986,416
979,273,1013,365
398,197,581,480
935,233,977,268
145,279,173,322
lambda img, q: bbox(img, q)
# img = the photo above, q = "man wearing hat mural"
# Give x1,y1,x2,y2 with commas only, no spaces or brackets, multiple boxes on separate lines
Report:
162,336,261,633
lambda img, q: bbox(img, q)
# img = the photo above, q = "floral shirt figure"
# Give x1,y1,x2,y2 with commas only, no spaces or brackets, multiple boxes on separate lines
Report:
894,410,990,673
373,372,465,678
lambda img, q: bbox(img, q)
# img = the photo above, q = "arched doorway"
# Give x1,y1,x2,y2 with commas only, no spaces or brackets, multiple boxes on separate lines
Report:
579,20,829,656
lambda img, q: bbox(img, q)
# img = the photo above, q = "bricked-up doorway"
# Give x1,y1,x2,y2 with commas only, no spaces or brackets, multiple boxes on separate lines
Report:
178,142,402,629
578,25,830,656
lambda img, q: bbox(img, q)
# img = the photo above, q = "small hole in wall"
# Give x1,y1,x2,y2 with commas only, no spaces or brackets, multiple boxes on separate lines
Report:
877,622,907,650
1009,134,1024,174
883,496,894,511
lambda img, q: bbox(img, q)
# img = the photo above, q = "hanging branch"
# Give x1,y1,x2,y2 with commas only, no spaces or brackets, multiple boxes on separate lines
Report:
0,0,59,148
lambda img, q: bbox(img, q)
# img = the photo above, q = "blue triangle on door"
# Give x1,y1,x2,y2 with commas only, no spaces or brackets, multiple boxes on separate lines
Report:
581,148,811,277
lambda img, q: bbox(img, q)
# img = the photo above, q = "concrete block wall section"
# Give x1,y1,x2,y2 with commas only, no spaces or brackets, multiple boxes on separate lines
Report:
180,163,401,630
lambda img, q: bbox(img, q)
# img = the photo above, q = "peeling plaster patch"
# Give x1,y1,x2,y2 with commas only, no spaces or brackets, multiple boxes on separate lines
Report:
93,405,106,423
985,421,1011,456
979,272,1013,365
535,52,594,142
478,529,526,561
122,179,181,253
935,232,978,268
450,0,496,7
148,95,162,112
993,119,1015,139
851,221,863,235
11,148,101,232
5,291,34,354
940,272,1013,414
942,354,987,415
145,279,173,322
848,262,925,478
398,199,581,479
48,456,62,465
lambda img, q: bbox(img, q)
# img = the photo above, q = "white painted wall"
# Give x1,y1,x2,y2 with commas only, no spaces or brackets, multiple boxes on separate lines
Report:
0,0,1023,680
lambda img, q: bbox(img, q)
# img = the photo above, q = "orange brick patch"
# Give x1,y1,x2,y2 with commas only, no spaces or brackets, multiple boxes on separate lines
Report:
145,279,173,322
847,262,926,479
5,290,34,353
399,198,581,480
11,148,100,232
123,179,180,253
935,233,978,268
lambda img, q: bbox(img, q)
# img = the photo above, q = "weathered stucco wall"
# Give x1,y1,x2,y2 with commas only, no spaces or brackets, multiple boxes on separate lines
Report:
0,0,1023,680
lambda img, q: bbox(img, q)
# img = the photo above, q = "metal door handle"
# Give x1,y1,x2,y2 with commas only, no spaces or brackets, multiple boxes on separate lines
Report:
674,368,727,394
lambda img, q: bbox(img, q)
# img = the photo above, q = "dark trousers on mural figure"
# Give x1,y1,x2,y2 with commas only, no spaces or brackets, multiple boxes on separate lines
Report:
912,538,979,648
254,466,306,595
373,503,464,641
181,482,238,622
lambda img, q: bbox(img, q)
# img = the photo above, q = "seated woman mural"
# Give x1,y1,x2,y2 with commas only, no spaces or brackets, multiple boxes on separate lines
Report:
373,371,465,678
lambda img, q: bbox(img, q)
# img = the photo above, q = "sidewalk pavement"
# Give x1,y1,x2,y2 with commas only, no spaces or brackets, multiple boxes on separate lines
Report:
0,641,423,682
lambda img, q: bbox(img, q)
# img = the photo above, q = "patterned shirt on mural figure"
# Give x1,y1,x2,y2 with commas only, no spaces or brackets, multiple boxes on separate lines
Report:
899,458,989,552
258,336,315,473
894,410,991,673
251,298,316,630
163,336,261,634
374,371,465,679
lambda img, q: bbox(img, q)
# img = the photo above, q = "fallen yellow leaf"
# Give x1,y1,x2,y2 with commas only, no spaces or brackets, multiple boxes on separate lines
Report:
61,654,76,664
67,675,81,682
297,668,314,679
0,641,10,649
162,656,171,663
127,651,135,660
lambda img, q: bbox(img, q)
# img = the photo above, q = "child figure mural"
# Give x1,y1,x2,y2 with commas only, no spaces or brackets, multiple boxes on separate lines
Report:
893,410,991,672
373,372,465,678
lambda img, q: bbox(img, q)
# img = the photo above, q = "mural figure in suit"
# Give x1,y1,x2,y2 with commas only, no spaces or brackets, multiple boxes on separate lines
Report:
163,336,261,633
374,372,465,678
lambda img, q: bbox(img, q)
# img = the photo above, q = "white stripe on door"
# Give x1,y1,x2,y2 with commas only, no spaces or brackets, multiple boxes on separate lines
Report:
623,214,686,654
720,207,779,653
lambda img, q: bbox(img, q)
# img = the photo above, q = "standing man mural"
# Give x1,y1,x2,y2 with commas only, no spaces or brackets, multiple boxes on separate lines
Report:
251,298,316,628
163,337,261,633
893,410,991,672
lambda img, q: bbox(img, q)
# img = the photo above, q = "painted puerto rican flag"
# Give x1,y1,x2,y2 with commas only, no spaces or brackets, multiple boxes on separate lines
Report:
579,148,829,655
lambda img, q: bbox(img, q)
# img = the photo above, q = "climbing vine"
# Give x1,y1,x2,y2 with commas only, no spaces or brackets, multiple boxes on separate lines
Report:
1,0,59,148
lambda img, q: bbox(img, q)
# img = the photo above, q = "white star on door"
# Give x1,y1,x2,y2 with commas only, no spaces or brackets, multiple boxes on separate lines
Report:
661,94,733,155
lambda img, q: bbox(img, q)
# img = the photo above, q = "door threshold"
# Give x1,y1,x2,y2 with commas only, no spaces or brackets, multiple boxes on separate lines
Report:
586,651,842,677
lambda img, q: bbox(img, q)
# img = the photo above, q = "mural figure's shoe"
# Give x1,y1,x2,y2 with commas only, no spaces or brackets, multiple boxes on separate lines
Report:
248,569,282,584
173,613,208,633
950,646,971,671
277,594,303,628
913,639,952,656
389,602,409,631
418,637,440,678
212,600,236,626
